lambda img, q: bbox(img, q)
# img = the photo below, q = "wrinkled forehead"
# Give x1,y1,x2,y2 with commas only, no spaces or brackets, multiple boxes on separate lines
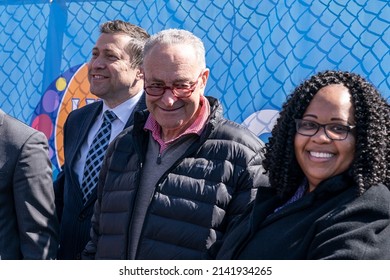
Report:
143,44,202,81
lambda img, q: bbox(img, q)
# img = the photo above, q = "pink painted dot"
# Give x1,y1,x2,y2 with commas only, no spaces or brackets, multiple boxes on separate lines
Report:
31,114,53,139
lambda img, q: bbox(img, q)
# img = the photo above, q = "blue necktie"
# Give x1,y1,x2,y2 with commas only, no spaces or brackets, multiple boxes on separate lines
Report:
81,110,117,204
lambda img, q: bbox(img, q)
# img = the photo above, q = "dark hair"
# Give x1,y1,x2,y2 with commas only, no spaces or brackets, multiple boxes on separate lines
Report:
99,20,150,68
263,70,390,199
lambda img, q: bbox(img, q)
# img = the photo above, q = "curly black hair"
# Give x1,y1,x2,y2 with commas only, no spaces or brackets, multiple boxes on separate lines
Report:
263,70,390,200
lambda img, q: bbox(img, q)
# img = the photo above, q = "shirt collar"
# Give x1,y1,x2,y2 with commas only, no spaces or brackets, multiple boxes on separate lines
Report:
101,90,143,124
274,178,308,213
144,95,210,151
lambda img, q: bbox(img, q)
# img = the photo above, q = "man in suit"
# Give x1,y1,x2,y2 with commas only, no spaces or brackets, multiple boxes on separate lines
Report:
0,109,58,259
54,20,149,259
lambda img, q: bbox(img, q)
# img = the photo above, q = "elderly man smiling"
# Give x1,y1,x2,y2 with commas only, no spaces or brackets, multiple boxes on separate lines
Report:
82,28,269,260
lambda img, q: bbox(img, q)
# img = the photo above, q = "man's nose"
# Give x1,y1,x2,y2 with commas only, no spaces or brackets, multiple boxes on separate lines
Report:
160,87,178,106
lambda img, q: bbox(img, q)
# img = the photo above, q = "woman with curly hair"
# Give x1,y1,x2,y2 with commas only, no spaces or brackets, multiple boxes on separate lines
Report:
210,70,390,259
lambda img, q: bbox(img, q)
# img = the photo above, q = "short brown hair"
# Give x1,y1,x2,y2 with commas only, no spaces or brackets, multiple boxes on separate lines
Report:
99,20,150,68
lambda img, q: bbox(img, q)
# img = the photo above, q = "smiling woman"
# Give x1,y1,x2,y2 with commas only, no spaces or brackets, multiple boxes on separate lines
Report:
293,84,356,193
209,70,390,260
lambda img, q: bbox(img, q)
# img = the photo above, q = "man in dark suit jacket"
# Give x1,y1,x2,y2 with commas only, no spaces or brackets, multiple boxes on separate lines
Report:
0,109,58,259
54,20,149,259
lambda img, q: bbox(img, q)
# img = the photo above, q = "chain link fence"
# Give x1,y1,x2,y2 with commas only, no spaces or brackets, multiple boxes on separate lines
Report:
0,0,389,175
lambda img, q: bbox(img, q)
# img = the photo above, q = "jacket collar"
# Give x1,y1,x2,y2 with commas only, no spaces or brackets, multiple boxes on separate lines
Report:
311,171,355,199
133,96,222,134
250,172,355,230
0,109,4,126
131,96,223,164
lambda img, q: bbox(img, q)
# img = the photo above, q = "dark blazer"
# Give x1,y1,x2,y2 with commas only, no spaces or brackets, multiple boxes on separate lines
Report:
0,109,58,259
212,172,390,260
54,94,146,259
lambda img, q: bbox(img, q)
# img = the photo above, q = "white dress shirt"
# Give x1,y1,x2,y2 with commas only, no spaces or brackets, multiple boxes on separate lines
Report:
74,91,143,185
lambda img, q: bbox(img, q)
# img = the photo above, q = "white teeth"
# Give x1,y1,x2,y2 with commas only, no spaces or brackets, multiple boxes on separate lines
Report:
93,75,105,79
310,151,334,158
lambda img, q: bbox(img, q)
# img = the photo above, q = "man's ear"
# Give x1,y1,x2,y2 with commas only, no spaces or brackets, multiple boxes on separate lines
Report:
200,68,210,89
136,69,144,80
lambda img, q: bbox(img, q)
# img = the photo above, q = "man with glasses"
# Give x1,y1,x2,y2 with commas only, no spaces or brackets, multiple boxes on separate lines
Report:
82,29,268,259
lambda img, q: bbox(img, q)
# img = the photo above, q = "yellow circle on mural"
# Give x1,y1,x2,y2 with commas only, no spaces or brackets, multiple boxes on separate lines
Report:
56,77,67,91
55,64,98,168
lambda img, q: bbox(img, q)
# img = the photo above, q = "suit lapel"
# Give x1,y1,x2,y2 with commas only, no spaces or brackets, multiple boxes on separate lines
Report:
68,102,102,190
84,95,147,207
81,96,147,206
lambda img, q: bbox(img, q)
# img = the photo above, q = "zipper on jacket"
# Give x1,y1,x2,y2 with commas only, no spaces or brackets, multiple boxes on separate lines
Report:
156,153,162,164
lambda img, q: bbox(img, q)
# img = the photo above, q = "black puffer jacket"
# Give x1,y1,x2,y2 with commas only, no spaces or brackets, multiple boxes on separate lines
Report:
83,97,269,259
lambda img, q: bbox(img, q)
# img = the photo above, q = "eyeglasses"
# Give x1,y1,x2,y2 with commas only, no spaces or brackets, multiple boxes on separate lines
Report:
144,73,203,98
295,119,355,141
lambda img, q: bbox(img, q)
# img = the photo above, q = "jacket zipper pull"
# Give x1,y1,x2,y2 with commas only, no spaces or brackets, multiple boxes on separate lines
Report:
156,153,162,164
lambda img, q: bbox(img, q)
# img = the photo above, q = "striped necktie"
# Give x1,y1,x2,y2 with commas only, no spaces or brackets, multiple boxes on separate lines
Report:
81,110,117,204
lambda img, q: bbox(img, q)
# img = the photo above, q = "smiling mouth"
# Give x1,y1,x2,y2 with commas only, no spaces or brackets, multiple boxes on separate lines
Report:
159,105,184,112
91,74,107,80
309,151,334,158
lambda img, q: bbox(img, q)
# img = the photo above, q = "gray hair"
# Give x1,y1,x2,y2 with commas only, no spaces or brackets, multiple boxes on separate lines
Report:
143,29,206,69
